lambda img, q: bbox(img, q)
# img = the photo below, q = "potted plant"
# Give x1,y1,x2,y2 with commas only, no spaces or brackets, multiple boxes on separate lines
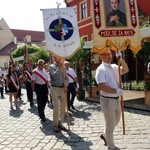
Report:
88,78,99,98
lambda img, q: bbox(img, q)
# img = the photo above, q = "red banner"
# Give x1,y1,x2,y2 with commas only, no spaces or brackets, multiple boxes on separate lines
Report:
93,0,101,29
99,29,135,37
129,0,137,28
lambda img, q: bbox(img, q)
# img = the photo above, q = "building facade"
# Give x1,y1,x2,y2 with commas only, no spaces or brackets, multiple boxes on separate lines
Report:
65,0,150,82
0,18,45,68
65,0,93,42
65,0,150,41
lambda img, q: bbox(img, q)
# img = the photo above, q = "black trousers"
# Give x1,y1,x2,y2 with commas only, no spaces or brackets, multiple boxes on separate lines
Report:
67,83,76,109
18,82,22,99
0,87,4,97
35,83,48,119
4,79,8,93
25,81,33,104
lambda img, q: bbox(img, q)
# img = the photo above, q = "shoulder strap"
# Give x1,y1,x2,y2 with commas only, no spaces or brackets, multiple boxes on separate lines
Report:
33,70,48,84
67,73,75,81
10,76,18,90
25,70,32,80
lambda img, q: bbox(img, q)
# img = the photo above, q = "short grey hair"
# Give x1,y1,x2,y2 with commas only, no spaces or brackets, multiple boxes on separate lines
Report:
64,61,69,64
37,59,45,64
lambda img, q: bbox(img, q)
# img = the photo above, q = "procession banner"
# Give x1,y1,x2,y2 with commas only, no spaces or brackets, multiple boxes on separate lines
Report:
42,7,80,58
92,0,142,55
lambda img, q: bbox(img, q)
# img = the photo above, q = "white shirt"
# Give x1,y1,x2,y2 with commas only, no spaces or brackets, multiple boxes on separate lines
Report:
0,69,4,77
67,68,77,83
95,62,119,97
3,69,8,79
32,68,49,85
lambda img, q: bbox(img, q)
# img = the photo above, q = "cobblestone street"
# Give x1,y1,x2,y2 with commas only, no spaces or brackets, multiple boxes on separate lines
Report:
0,88,150,150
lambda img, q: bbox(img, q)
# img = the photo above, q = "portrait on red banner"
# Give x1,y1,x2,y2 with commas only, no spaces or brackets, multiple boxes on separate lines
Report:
105,0,127,27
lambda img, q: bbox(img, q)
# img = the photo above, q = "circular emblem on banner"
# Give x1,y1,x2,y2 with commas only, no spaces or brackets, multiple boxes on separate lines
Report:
49,18,73,41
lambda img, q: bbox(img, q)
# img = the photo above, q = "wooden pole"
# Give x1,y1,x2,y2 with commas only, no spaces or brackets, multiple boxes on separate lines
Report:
118,59,125,135
48,52,53,108
64,88,70,130
114,38,125,135
62,58,70,130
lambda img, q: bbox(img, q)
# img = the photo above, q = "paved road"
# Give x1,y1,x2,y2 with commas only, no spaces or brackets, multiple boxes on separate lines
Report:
0,88,150,150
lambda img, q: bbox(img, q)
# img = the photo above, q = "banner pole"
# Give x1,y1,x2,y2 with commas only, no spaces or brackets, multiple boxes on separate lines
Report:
118,59,125,135
42,5,80,130
61,58,70,130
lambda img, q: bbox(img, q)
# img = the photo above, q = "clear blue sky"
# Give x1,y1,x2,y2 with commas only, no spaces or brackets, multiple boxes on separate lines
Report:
0,0,66,31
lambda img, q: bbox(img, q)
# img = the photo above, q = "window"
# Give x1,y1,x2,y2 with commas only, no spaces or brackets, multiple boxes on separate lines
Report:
81,2,87,20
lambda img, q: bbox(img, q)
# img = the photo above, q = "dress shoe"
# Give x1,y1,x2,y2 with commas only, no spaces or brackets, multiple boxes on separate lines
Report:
19,97,22,100
53,126,60,132
10,105,13,110
15,104,19,109
41,118,46,122
100,134,107,146
58,123,66,131
71,105,75,110
30,102,34,108
108,148,118,150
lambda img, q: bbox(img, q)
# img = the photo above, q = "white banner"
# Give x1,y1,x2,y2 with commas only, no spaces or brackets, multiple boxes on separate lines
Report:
42,7,80,58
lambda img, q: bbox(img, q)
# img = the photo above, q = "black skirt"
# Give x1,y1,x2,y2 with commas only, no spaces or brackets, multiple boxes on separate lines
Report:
8,82,18,93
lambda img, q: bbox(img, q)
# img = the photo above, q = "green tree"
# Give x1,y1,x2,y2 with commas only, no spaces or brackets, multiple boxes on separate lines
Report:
12,45,49,65
31,49,49,64
138,21,150,60
138,42,150,61
66,40,91,100
12,45,39,58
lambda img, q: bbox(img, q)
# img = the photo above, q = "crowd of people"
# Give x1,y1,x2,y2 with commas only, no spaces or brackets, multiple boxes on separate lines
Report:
0,51,129,149
0,55,79,133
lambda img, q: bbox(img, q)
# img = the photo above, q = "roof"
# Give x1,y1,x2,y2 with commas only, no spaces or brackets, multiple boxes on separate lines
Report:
0,29,45,56
11,29,45,43
0,42,17,55
137,0,150,17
